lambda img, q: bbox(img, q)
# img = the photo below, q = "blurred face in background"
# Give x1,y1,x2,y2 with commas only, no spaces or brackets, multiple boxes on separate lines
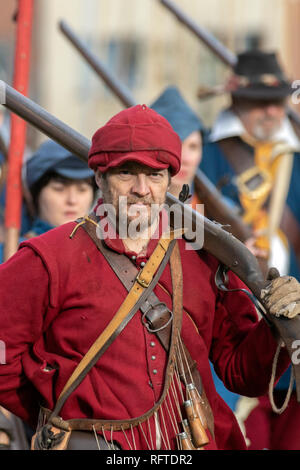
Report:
37,176,95,227
170,131,202,192
233,97,286,141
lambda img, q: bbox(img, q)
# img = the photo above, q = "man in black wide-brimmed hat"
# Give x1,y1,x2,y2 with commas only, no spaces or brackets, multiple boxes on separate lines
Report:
201,49,300,450
202,49,300,279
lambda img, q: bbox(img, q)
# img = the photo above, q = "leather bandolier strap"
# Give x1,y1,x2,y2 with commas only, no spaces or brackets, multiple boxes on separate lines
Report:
33,220,184,450
38,213,214,442
79,213,214,436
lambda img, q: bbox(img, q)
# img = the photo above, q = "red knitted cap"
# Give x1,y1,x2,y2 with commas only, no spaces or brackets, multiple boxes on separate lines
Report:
88,104,181,176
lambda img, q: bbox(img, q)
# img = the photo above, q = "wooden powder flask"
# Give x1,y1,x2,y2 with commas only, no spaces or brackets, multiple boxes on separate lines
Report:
181,418,205,451
186,383,208,429
184,400,209,448
182,418,192,440
178,432,195,450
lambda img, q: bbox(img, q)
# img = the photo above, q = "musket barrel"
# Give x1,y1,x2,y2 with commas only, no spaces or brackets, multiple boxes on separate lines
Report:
0,80,90,163
59,20,137,109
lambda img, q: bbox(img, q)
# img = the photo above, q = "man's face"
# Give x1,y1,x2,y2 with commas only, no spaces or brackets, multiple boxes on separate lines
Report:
95,162,170,234
172,131,202,186
234,98,286,141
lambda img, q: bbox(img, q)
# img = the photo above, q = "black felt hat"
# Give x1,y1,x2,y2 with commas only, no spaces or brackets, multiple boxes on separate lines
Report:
228,50,292,100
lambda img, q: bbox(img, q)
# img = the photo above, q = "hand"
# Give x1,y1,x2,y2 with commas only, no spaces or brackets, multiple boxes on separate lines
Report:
0,430,10,448
261,267,300,318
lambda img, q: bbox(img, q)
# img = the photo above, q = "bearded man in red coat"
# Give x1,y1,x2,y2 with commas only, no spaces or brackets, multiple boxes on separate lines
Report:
0,104,299,451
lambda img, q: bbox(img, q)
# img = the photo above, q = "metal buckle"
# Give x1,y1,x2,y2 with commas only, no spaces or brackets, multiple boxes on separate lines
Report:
136,271,150,288
141,303,173,333
235,166,272,200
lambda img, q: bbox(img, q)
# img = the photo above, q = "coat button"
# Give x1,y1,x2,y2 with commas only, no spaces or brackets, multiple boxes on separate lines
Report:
150,341,156,347
153,369,158,375
131,255,136,260
140,261,146,267
151,355,156,360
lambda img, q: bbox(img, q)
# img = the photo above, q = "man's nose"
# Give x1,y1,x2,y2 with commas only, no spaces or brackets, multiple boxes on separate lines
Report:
264,104,283,118
131,174,150,196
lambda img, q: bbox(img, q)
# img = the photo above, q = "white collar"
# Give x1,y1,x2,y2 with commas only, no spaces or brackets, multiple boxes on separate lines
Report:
209,108,300,151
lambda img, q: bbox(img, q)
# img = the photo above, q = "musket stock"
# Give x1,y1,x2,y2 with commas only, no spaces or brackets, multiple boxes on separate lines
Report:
1,79,300,400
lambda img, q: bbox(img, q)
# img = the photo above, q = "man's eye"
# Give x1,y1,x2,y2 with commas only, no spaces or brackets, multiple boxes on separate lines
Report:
119,170,132,177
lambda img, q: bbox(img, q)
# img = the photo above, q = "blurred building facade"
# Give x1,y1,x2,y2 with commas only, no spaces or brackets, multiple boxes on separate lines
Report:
0,0,300,150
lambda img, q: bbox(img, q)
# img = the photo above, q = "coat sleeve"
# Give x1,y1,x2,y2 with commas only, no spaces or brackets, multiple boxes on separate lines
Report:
0,246,50,425
209,271,290,397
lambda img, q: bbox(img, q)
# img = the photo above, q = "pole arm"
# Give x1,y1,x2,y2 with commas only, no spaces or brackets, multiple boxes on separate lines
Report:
159,0,300,127
59,20,136,109
160,0,236,67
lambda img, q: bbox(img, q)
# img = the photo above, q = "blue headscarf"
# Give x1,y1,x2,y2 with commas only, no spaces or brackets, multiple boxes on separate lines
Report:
150,86,206,142
25,139,94,190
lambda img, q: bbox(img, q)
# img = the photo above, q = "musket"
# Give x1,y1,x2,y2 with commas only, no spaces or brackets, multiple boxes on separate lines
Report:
58,19,253,244
1,79,300,400
159,0,300,128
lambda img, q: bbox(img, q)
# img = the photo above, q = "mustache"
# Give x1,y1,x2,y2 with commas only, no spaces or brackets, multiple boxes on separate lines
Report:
126,198,154,205
258,117,280,125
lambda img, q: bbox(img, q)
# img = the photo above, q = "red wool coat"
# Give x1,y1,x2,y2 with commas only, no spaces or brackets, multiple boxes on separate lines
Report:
0,219,289,450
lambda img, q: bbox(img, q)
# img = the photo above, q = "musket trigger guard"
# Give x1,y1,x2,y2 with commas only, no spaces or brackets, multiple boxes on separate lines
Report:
215,263,229,291
214,264,272,327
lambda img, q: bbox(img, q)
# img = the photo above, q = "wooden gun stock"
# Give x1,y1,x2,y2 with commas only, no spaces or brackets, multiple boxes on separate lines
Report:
2,80,300,401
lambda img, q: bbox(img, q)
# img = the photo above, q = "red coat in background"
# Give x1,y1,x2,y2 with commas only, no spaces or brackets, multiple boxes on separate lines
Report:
0,215,290,450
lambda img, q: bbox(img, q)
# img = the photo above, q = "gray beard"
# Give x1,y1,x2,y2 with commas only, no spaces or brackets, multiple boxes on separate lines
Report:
252,122,281,141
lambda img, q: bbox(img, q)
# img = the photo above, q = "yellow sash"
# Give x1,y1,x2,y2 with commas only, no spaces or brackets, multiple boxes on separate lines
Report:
238,137,288,252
